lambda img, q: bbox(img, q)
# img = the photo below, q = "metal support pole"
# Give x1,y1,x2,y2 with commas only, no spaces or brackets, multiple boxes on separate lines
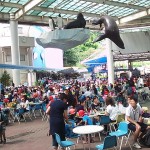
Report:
106,39,114,84
10,13,20,86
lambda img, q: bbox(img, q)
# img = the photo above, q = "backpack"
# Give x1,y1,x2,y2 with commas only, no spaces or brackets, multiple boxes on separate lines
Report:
139,129,150,147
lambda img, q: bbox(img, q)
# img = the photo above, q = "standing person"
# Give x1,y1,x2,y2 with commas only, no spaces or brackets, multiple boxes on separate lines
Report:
0,108,6,144
74,86,80,106
126,95,150,149
46,93,69,150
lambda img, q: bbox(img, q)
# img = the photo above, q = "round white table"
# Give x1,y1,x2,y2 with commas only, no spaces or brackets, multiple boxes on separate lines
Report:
73,125,104,150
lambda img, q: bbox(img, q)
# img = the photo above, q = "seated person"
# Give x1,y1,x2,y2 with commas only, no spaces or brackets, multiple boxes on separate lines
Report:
20,96,30,112
75,102,85,125
116,92,126,106
91,96,102,124
84,96,92,112
77,110,94,143
101,86,109,96
68,108,76,120
91,96,101,113
142,84,149,101
75,100,85,113
105,96,119,122
103,97,119,133
126,94,150,149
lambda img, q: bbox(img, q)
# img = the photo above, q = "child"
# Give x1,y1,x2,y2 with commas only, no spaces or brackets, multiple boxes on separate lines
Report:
77,110,94,143
68,108,76,120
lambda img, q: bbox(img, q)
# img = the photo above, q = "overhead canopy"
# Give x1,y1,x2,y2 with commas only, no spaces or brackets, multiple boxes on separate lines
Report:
112,30,150,61
0,0,150,29
82,50,107,67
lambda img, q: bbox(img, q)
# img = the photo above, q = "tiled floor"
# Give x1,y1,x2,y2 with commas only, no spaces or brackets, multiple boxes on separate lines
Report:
0,100,150,150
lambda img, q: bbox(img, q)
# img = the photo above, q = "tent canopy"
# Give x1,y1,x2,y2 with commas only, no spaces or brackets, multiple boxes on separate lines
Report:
84,56,107,66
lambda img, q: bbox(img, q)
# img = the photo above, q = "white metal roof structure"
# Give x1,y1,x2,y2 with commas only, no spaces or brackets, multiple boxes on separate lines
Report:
0,0,149,29
0,0,150,62
112,30,150,61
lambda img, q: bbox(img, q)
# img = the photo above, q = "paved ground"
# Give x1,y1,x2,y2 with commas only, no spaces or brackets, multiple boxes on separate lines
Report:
0,100,150,150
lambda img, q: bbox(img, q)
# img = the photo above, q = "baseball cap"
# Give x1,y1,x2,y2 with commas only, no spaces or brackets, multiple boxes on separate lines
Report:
78,110,85,117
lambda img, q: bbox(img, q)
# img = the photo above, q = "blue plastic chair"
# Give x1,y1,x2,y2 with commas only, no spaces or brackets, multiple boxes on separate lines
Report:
109,121,132,150
55,133,75,150
96,135,117,150
32,103,42,118
14,108,25,124
96,115,110,127
96,115,110,138
66,119,81,143
41,102,48,121
99,116,110,125
65,124,79,138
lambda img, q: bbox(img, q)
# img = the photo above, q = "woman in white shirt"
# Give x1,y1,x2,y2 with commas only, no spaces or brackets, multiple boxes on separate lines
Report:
20,96,30,112
105,96,118,122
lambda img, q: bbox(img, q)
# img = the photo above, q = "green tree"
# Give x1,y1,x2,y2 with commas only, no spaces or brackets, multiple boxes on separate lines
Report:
0,70,11,86
64,31,100,67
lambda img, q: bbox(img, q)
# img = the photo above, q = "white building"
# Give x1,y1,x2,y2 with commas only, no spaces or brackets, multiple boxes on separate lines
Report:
0,25,35,85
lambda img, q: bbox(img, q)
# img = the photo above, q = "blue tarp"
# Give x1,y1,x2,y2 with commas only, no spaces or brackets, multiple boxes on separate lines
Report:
0,64,61,71
84,56,107,73
84,56,107,66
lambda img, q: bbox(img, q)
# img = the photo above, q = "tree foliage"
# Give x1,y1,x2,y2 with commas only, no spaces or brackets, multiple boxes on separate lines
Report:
0,70,11,86
63,31,99,67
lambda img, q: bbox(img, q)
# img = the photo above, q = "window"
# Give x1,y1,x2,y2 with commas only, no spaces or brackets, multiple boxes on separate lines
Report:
6,55,11,62
18,27,23,34
6,55,25,62
20,55,25,61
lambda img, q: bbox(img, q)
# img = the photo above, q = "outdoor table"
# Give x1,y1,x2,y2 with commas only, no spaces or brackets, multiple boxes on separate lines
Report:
73,125,104,150
88,111,105,118
28,102,42,106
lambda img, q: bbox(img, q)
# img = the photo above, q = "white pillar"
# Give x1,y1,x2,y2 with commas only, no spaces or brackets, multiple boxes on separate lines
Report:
10,13,20,87
28,71,32,86
28,71,36,86
106,38,114,84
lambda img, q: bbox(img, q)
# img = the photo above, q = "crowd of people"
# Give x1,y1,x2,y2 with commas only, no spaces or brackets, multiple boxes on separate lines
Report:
0,75,150,149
